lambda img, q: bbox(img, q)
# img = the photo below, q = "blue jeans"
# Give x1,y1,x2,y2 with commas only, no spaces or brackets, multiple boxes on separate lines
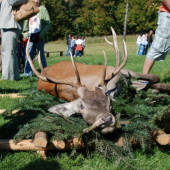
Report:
65,45,70,56
23,40,47,76
75,51,82,57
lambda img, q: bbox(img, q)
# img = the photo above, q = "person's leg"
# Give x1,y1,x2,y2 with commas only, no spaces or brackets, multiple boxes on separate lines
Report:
1,29,20,80
142,58,155,74
37,40,47,68
65,45,70,56
73,48,75,56
23,41,35,76
75,51,79,57
70,47,74,56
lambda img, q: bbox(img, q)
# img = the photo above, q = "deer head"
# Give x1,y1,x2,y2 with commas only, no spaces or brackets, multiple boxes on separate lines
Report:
25,27,127,134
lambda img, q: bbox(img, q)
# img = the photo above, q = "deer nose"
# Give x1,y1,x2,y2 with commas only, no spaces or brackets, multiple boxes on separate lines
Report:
102,116,112,122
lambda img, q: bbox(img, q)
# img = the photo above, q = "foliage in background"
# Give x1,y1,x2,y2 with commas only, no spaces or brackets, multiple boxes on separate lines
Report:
41,0,161,39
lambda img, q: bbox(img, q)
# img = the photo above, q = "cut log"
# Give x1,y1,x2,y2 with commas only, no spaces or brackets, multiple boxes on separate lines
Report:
0,138,87,151
0,109,19,114
152,130,170,145
0,93,24,98
34,132,48,148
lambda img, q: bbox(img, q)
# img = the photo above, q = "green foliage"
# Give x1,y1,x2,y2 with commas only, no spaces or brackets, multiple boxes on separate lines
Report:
2,76,170,169
40,0,161,39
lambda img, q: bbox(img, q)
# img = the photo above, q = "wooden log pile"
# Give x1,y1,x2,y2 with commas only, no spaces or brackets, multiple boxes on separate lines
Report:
1,93,170,159
0,132,90,159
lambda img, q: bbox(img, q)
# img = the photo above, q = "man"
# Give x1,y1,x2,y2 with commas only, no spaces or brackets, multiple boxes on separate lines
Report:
142,0,170,75
22,0,51,77
0,0,26,80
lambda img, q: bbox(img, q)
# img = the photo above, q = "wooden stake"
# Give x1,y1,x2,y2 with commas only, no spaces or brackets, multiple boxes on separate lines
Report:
0,93,24,98
37,150,47,160
0,109,19,114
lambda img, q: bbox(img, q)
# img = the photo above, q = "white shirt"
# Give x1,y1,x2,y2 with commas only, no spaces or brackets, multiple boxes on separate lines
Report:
136,35,142,44
76,39,83,45
29,13,41,34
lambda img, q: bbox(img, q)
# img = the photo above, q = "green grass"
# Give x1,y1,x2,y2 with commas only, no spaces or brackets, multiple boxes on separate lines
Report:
1,35,170,170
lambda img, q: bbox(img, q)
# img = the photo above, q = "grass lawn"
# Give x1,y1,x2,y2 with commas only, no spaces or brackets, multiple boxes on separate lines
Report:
1,35,170,170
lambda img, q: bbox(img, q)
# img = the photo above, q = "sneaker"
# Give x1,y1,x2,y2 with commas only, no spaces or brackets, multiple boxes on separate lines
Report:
139,80,149,84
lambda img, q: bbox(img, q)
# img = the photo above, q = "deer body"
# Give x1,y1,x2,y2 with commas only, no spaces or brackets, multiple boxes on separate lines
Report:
26,27,170,134
38,61,116,101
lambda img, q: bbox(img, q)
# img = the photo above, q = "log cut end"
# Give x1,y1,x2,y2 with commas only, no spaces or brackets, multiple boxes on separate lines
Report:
34,132,48,148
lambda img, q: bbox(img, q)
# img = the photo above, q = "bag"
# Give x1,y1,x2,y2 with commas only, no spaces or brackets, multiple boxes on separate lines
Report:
12,1,39,23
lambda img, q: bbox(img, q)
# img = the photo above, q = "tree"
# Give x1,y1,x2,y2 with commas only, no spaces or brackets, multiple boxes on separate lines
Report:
74,0,116,36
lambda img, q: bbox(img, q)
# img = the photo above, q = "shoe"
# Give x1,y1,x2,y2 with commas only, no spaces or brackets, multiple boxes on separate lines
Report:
139,80,149,84
22,73,32,77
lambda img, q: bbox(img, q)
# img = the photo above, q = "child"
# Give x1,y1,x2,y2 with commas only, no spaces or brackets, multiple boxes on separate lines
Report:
70,36,76,56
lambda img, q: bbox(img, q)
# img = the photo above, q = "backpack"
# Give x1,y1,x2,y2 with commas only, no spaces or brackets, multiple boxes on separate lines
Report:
12,1,39,23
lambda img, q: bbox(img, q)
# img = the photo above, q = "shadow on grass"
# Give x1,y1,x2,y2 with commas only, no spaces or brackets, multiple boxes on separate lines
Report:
20,159,61,170
0,110,40,139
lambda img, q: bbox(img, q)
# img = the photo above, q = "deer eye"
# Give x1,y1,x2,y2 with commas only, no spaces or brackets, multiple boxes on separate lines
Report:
80,104,84,109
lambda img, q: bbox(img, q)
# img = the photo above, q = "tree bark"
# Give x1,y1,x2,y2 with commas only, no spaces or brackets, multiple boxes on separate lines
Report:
122,0,129,59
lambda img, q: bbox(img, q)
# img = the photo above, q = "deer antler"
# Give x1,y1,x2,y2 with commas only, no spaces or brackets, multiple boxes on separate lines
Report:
104,27,128,78
100,50,107,86
26,38,83,89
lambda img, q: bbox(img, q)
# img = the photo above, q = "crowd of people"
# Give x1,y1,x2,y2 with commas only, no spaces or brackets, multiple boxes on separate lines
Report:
0,0,170,83
136,30,153,56
65,34,86,57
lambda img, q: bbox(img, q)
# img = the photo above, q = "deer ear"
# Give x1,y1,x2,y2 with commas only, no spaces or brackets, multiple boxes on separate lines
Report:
48,101,76,117
77,86,87,98
95,86,106,95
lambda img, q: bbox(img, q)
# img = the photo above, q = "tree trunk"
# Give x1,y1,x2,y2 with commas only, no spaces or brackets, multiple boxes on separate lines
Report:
122,0,129,59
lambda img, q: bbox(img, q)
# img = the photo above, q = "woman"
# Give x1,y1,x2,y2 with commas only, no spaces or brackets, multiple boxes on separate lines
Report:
22,0,51,77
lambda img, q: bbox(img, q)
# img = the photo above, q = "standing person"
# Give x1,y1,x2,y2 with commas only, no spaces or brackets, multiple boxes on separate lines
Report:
82,36,86,56
136,34,142,55
142,0,170,76
17,34,25,73
70,36,76,56
65,34,71,56
145,30,153,55
23,0,51,77
0,0,26,80
147,30,153,48
139,31,146,56
143,32,148,55
75,36,83,57
0,30,2,72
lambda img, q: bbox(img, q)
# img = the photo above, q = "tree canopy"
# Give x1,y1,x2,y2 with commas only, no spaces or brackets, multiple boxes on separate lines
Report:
41,0,161,40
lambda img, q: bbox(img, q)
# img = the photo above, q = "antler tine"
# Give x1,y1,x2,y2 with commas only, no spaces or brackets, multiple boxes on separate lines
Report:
104,36,115,49
100,50,107,86
69,51,83,87
37,52,82,89
111,27,120,68
113,39,128,76
104,27,120,68
26,38,48,82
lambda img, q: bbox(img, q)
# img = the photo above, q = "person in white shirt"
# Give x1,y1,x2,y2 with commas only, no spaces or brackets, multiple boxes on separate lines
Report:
136,34,142,55
23,0,51,77
75,36,83,57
